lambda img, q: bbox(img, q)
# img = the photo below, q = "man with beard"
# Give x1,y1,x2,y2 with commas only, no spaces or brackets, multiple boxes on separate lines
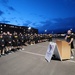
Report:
65,30,74,59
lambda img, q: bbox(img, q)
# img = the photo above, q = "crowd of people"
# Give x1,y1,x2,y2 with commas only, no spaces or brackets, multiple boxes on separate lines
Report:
0,32,52,57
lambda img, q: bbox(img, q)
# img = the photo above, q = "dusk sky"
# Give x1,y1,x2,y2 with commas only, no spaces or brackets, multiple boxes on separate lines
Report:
0,0,75,33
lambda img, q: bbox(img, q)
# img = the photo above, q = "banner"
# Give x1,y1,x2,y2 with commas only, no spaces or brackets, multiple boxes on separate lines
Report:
45,42,61,62
45,42,56,62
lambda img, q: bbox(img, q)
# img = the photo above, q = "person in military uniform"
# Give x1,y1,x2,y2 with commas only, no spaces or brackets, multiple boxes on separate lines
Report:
2,32,8,54
65,30,74,59
42,34,44,42
38,34,41,43
27,34,30,45
0,34,5,56
29,34,34,45
44,34,47,42
24,34,28,46
34,34,38,44
6,32,13,53
18,33,25,50
39,34,42,43
48,34,52,42
12,32,19,51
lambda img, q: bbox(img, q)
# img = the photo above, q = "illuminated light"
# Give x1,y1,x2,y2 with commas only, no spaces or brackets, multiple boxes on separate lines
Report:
15,27,18,28
4,25,6,27
1,25,2,26
28,27,31,30
1,28,2,30
1,31,3,32
10,26,14,28
70,28,72,31
45,30,47,32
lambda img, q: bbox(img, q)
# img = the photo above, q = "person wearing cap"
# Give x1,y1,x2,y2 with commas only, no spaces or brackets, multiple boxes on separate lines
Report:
65,30,74,59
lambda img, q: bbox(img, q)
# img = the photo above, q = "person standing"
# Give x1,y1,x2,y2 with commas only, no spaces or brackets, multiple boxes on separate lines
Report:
6,32,13,53
0,34,5,56
12,32,19,51
65,30,74,59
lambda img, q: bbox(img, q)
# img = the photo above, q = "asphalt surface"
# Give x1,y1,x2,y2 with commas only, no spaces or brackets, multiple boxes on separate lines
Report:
0,39,75,75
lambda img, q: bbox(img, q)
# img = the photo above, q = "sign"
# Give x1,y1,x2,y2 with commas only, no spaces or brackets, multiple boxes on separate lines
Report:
45,42,61,62
45,42,56,62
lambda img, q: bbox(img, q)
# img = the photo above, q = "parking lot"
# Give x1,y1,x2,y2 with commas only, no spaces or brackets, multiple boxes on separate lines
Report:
0,40,75,75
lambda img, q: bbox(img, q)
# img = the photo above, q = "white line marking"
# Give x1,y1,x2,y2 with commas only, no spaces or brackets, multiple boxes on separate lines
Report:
20,50,45,57
36,44,48,48
20,50,75,64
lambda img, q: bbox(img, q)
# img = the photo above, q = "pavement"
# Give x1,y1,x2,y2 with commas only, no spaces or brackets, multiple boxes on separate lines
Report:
0,39,75,75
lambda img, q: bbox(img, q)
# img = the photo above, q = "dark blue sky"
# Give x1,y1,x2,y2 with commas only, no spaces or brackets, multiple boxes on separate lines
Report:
0,0,75,33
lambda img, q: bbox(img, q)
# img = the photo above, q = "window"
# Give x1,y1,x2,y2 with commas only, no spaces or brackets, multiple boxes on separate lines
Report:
0,25,2,26
4,25,6,27
1,28,2,30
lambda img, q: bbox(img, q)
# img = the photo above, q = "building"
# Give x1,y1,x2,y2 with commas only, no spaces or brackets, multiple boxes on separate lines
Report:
0,23,38,34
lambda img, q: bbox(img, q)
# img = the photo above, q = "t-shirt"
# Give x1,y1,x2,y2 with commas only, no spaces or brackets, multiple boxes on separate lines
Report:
66,34,74,42
19,35,25,42
7,34,12,42
66,34,74,49
13,34,18,41
0,36,5,46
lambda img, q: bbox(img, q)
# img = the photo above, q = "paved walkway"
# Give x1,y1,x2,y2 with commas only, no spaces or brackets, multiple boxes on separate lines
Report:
0,41,75,75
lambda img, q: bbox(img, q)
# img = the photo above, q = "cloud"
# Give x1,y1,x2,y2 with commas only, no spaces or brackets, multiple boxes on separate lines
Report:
23,20,32,26
25,20,32,24
38,15,46,19
0,0,15,11
0,17,10,23
0,10,4,16
38,17,75,33
64,0,75,2
0,20,10,23
22,17,75,33
63,0,75,4
30,13,47,19
22,21,40,28
7,6,15,11
30,23,40,28
53,17,75,26
40,20,53,30
0,0,9,4
40,20,52,25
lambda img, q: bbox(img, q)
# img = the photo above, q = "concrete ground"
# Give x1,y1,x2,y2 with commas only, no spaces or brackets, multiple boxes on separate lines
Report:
0,39,75,75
